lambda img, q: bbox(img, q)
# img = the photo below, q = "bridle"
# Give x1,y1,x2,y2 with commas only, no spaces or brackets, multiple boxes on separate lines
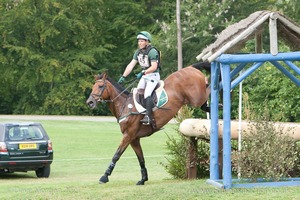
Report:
91,78,137,103
91,79,112,103
89,77,147,122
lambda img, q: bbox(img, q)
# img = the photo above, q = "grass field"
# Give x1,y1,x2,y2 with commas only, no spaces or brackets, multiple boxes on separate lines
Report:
0,117,300,200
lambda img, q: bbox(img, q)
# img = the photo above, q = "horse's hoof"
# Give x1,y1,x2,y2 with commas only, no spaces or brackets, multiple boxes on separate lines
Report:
99,175,109,184
136,180,145,185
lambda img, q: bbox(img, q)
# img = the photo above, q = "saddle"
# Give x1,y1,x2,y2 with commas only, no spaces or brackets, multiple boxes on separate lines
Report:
132,80,168,113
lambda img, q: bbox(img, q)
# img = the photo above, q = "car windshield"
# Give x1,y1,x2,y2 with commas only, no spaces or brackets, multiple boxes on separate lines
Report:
6,125,44,141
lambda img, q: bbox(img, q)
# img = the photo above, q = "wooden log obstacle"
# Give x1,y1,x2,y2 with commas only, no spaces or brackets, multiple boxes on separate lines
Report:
179,119,300,179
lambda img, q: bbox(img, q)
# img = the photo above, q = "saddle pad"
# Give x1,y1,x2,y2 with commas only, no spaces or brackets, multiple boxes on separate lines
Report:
133,81,168,113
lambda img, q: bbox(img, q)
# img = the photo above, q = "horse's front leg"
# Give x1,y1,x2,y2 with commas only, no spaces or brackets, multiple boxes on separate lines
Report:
99,138,130,184
130,138,148,185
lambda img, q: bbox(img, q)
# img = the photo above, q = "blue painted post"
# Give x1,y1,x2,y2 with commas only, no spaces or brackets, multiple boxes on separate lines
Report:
270,61,300,86
219,62,264,91
230,63,247,79
284,60,300,74
217,51,300,63
221,63,232,189
231,62,264,89
210,61,220,180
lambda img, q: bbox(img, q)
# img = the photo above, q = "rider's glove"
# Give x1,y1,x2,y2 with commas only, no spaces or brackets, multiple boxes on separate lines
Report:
118,76,126,84
136,70,145,79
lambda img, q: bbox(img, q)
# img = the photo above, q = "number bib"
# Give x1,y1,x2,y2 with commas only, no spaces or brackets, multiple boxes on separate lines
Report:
137,54,150,68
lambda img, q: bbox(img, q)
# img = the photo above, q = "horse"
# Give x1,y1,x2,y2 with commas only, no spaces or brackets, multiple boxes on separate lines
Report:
86,63,210,185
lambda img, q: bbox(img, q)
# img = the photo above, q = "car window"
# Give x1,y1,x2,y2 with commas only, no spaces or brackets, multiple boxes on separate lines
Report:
6,126,44,141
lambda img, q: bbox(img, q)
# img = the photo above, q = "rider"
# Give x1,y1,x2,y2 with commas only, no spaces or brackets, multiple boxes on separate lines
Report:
118,31,160,125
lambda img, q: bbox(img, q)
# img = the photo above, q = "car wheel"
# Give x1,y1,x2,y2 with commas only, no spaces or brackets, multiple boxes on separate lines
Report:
35,166,50,178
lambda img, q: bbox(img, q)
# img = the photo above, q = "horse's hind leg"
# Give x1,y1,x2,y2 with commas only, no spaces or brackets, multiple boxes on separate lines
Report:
130,138,148,185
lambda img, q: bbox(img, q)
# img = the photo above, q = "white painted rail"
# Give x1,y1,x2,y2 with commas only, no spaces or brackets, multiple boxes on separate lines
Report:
179,119,300,141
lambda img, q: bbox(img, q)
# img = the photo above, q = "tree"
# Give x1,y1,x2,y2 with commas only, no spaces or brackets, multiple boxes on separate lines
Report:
0,0,299,121
0,0,113,114
242,61,300,122
0,0,166,115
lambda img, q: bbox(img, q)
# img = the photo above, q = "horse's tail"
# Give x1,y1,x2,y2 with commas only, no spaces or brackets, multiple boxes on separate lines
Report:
192,61,211,74
192,62,211,94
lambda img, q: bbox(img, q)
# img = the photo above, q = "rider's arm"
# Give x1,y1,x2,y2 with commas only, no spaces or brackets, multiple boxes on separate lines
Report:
122,59,138,77
144,61,158,74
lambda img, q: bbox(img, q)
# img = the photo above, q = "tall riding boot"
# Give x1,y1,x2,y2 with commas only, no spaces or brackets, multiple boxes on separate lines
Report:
140,97,153,125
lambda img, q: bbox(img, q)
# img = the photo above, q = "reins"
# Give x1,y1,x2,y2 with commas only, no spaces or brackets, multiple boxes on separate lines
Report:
94,78,138,103
110,78,138,102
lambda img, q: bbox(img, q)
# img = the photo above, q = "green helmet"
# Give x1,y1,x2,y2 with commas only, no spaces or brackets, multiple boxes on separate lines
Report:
137,31,152,42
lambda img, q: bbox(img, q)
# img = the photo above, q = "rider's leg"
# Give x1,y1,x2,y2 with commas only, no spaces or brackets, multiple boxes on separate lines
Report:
140,75,159,125
140,96,154,125
137,89,145,105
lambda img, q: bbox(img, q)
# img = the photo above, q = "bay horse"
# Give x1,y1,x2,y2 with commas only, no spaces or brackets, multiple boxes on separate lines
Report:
86,63,210,185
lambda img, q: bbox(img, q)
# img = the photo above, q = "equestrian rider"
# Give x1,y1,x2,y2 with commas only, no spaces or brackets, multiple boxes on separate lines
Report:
118,31,160,125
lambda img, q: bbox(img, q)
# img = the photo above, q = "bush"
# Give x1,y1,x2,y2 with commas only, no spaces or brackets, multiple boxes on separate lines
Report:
232,119,300,181
161,105,210,179
162,133,189,179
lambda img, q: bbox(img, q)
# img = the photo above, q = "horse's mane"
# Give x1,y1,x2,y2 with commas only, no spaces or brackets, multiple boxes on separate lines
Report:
97,73,130,95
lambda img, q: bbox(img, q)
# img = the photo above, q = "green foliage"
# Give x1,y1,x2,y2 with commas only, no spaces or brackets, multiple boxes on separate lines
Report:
161,105,192,179
0,0,112,115
0,0,172,115
155,0,300,123
156,0,279,67
194,138,210,178
162,132,189,179
161,105,210,179
232,118,300,181
242,62,300,122
0,0,299,120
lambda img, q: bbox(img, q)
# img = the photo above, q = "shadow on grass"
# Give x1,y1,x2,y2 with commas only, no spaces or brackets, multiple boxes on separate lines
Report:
0,172,37,179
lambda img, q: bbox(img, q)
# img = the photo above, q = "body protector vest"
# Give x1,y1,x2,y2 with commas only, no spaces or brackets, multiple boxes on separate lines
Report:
135,45,161,70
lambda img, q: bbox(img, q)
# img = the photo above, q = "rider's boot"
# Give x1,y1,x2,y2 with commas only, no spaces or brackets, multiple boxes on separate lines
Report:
140,97,153,125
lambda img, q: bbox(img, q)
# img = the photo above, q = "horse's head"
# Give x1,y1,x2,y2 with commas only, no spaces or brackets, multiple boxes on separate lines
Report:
86,72,110,109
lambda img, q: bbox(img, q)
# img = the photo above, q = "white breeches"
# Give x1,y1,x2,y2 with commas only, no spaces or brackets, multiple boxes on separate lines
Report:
137,72,160,98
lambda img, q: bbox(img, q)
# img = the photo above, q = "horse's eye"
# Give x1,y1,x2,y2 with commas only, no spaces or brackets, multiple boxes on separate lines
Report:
98,85,104,89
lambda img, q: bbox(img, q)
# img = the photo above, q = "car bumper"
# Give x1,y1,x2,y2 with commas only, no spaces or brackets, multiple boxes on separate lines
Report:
0,154,53,172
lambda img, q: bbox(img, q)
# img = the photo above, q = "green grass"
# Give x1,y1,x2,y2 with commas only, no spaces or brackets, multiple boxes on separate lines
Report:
0,118,300,200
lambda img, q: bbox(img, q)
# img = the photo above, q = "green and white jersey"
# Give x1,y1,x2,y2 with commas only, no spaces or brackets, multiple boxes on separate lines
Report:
133,45,159,69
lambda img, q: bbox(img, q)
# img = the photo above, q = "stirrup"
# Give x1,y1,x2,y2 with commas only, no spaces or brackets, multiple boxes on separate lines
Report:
140,115,151,125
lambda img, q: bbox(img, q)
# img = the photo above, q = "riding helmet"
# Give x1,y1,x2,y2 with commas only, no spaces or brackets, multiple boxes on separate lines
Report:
137,31,152,42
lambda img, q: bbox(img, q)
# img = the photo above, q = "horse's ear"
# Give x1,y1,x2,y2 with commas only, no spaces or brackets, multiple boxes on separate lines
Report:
102,72,108,80
94,72,108,81
94,74,100,80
